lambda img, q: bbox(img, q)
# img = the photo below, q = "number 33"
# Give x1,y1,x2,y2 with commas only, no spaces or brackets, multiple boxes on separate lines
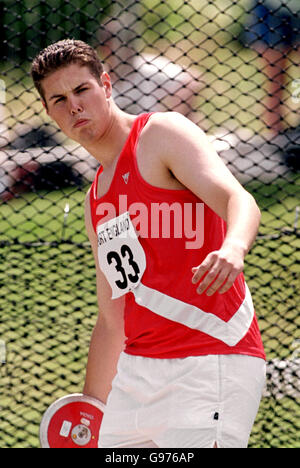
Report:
107,244,140,290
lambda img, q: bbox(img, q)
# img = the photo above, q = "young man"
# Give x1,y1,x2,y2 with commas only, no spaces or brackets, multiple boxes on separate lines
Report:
31,39,266,448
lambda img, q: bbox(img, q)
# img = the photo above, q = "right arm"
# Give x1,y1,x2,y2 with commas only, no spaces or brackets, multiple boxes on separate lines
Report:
83,189,126,404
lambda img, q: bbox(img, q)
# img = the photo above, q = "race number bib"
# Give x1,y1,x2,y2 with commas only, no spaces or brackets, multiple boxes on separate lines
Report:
97,212,146,299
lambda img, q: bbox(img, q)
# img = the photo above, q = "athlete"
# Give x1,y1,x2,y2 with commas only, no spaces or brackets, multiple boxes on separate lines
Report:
31,39,266,448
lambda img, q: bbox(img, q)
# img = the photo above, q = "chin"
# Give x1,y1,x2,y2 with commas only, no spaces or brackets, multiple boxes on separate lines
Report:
75,130,100,147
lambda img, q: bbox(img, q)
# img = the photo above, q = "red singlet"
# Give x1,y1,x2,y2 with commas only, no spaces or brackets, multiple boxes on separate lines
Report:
90,113,265,360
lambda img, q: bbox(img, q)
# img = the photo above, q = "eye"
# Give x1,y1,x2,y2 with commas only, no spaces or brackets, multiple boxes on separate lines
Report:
54,96,65,104
76,87,88,94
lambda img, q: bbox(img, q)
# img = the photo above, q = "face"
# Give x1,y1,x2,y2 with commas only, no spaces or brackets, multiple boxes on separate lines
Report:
42,63,112,145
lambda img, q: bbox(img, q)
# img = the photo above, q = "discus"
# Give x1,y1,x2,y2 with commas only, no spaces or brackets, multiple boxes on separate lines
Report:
40,393,105,448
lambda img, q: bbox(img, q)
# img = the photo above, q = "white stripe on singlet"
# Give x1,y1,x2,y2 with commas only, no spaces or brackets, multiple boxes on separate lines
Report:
132,282,254,346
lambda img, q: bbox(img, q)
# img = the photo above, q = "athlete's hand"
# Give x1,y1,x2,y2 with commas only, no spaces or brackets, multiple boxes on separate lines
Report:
191,244,245,296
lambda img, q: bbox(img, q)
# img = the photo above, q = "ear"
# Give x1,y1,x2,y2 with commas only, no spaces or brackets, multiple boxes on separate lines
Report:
100,72,112,99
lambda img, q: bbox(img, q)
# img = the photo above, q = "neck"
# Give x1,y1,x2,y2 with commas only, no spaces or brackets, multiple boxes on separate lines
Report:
80,104,136,169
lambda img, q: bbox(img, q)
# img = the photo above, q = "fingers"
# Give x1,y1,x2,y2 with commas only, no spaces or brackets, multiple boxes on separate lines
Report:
192,265,230,296
191,251,243,296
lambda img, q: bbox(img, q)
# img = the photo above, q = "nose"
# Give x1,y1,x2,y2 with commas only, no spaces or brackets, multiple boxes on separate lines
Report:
69,97,83,116
70,104,83,116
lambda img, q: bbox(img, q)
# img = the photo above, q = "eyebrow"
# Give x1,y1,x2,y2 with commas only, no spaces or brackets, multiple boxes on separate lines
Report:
49,82,89,101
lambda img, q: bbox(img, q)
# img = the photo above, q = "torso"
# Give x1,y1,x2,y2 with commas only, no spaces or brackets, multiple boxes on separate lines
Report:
90,112,266,360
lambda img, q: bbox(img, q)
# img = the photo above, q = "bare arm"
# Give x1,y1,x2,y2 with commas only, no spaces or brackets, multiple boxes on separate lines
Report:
146,112,261,296
83,189,126,403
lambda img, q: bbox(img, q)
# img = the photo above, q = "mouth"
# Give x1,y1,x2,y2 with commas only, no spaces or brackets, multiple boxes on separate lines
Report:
73,119,89,128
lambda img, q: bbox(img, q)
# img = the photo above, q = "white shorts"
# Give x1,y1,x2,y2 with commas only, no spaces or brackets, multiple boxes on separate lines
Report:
98,353,266,448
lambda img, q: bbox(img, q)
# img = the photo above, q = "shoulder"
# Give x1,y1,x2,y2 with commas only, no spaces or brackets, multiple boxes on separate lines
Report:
144,111,203,136
140,112,207,155
142,111,210,158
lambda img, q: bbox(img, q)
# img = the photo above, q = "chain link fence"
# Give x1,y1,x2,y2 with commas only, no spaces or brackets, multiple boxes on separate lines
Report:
0,0,299,448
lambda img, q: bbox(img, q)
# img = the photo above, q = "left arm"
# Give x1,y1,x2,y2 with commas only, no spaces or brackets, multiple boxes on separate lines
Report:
150,112,261,295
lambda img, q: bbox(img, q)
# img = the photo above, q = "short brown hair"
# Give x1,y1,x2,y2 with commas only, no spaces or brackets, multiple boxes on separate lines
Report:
31,39,104,102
